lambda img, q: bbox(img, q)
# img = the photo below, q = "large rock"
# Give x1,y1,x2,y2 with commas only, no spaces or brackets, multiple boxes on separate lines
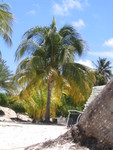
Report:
77,79,113,148
0,106,32,122
0,106,17,119
17,113,32,122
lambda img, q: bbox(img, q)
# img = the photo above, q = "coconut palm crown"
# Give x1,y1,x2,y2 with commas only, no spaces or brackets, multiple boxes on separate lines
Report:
94,57,112,85
15,18,94,122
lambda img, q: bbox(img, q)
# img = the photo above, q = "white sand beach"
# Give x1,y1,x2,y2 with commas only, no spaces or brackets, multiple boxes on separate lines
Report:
0,122,68,150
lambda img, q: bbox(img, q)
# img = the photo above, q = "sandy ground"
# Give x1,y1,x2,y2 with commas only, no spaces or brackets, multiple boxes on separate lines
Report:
0,122,68,150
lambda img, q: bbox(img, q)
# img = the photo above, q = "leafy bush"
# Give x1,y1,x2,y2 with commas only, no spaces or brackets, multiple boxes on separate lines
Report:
56,95,76,117
0,93,9,106
0,93,25,114
56,95,86,117
10,103,25,113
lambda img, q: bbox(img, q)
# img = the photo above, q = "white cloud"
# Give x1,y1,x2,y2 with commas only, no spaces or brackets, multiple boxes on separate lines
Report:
53,0,90,15
53,0,82,16
26,10,36,15
33,3,40,9
76,59,93,68
72,19,85,28
103,38,113,47
88,51,113,58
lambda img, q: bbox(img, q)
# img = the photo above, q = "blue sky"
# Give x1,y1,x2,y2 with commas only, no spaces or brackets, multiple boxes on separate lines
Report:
1,0,113,73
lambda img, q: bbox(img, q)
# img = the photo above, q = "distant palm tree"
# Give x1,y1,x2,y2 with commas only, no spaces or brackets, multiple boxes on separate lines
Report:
15,18,94,122
0,3,13,46
0,59,12,91
94,57,112,85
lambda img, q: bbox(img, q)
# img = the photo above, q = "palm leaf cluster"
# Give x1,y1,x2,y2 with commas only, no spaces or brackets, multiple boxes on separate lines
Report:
97,57,112,79
0,3,13,46
94,57,112,85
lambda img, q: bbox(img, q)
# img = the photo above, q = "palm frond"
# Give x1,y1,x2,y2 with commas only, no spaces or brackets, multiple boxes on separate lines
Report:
62,63,95,101
23,26,49,40
0,3,13,46
59,25,85,56
15,40,40,61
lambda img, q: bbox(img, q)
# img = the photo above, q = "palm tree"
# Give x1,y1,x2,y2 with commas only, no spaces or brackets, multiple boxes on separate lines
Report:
94,57,112,85
0,3,13,46
0,59,12,91
15,18,94,122
0,2,13,92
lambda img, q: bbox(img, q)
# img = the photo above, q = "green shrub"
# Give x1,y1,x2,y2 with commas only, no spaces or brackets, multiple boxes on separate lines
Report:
56,95,76,117
10,103,25,113
56,95,86,117
0,93,9,106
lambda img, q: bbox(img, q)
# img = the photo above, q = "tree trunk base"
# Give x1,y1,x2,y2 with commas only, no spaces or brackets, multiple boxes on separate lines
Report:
71,124,112,150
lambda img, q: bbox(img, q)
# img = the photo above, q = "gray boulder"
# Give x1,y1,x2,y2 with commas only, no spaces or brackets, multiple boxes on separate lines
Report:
0,106,17,122
0,106,32,122
17,113,32,122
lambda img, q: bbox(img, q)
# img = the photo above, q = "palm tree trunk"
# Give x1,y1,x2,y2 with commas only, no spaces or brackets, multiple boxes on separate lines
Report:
45,74,52,123
72,78,113,148
32,112,37,123
40,110,43,122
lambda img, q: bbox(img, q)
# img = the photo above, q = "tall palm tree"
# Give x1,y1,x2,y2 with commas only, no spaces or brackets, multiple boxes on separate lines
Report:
15,18,94,122
0,3,13,46
94,57,112,85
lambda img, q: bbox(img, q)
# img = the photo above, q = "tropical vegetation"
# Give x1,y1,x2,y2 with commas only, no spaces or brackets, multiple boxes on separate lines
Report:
0,1,95,123
0,59,12,91
14,18,95,122
94,57,112,85
0,2,13,94
0,92,9,106
56,95,85,117
0,1,113,149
